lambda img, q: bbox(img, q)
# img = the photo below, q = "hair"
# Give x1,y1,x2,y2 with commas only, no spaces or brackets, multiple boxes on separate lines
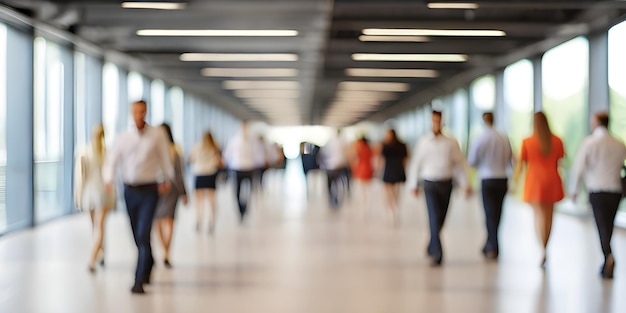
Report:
202,131,218,151
91,124,105,158
386,129,400,145
595,111,609,128
133,100,147,107
432,110,442,118
160,123,175,145
533,112,553,156
483,112,494,125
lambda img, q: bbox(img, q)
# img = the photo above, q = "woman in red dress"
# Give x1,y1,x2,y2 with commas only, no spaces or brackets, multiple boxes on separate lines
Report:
513,112,565,267
351,136,374,213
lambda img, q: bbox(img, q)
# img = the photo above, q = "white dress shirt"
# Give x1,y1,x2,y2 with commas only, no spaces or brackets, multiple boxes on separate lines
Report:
408,132,469,189
102,124,174,185
467,127,513,179
223,133,265,171
570,127,626,194
188,143,221,176
319,136,348,170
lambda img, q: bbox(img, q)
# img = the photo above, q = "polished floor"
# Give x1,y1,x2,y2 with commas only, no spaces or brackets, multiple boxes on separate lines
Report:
1,163,626,313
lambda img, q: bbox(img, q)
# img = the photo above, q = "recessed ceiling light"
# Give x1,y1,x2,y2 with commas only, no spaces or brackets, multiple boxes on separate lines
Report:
338,81,410,92
362,28,505,37
223,81,300,90
359,35,430,42
245,98,300,105
122,2,186,10
352,53,468,62
201,68,299,77
180,53,298,62
137,29,298,37
234,90,300,99
336,90,398,101
346,68,439,78
427,2,479,9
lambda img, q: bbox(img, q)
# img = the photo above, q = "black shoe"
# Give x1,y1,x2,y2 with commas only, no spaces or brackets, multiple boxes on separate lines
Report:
88,266,95,274
601,255,615,279
131,284,145,294
99,258,105,267
430,257,442,267
484,250,498,260
164,259,172,269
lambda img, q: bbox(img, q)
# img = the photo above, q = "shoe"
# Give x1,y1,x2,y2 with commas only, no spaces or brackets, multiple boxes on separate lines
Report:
88,266,95,274
430,256,442,267
540,255,547,269
164,259,172,269
601,254,615,279
99,258,105,267
131,284,145,294
484,250,498,260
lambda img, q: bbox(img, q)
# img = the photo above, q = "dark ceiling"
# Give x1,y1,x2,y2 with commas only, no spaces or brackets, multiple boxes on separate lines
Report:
2,0,626,126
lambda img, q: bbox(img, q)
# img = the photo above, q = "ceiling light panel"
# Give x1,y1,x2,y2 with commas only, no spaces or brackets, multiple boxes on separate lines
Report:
122,2,186,10
346,68,439,78
359,35,430,42
180,53,298,62
201,68,299,77
338,81,410,92
427,2,479,9
223,81,300,90
362,28,505,37
137,29,298,37
234,90,300,99
352,53,468,62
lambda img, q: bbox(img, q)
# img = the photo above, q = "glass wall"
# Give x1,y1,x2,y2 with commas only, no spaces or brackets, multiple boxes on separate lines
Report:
470,75,496,143
608,21,626,219
0,23,6,232
150,79,165,125
542,37,589,179
450,89,469,153
503,59,534,154
102,63,119,148
33,37,71,223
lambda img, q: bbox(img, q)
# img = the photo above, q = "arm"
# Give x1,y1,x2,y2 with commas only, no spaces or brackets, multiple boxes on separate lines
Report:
157,131,175,192
73,151,87,208
467,137,480,168
174,150,188,204
102,139,122,190
569,140,588,198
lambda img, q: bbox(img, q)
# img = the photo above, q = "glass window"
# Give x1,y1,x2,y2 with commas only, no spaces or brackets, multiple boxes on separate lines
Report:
470,75,496,142
33,37,68,223
150,79,165,125
451,89,469,152
102,63,119,148
608,21,626,219
542,36,589,213
503,59,534,154
74,51,87,148
0,24,6,232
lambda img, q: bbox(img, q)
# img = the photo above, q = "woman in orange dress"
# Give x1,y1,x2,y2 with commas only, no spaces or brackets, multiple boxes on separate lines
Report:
351,136,374,213
513,112,565,267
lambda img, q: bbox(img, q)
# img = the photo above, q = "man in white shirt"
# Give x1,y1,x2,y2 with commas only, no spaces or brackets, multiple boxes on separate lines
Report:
468,112,513,260
410,110,471,266
223,121,265,222
319,129,350,209
103,100,174,294
570,111,626,279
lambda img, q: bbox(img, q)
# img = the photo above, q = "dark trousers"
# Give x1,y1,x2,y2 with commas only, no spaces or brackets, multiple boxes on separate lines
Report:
589,192,622,259
326,168,348,209
124,184,159,286
481,178,508,255
423,180,453,261
235,170,255,220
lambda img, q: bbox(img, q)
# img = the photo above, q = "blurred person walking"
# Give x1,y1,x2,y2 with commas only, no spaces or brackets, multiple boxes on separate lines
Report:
223,121,265,223
154,123,188,268
512,111,565,268
351,135,374,214
468,112,513,260
103,100,174,294
74,124,115,273
319,129,350,210
188,131,224,234
570,112,626,279
409,111,471,266
379,129,408,225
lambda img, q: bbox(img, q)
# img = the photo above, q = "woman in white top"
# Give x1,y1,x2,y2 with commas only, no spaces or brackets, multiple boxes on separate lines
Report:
189,131,223,234
74,125,115,272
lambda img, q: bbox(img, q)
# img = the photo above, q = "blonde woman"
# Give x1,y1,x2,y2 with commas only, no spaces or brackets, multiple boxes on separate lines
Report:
74,125,115,272
189,131,223,234
154,123,188,268
513,112,565,268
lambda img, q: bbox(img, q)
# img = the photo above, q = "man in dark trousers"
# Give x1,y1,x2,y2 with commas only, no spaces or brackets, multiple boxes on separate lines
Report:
103,100,174,294
410,110,471,266
570,111,626,279
468,112,513,260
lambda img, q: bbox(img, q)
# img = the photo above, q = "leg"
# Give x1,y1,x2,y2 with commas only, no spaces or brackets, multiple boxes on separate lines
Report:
423,182,444,263
195,189,205,231
327,170,339,209
481,179,507,256
590,193,621,277
236,172,246,220
88,209,107,270
208,189,217,233
159,217,174,264
132,188,159,287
